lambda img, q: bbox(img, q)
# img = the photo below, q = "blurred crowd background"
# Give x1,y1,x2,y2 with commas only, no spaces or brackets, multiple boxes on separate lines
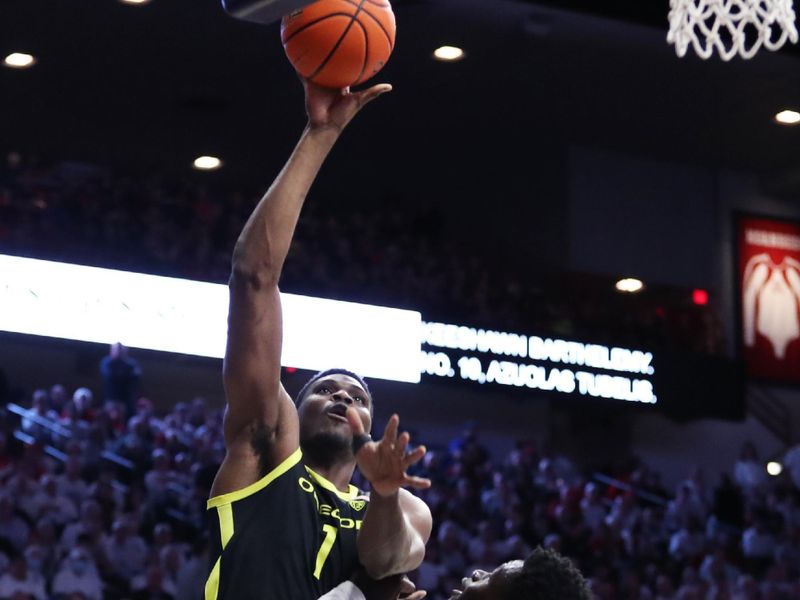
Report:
0,369,798,599
1,0,798,598
0,152,723,356
0,149,789,600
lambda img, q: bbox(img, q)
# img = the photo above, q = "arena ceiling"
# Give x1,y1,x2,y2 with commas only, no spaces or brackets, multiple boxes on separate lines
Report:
2,0,800,199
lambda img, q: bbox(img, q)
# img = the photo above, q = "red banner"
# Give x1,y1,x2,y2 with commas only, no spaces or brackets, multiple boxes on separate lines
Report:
738,216,800,383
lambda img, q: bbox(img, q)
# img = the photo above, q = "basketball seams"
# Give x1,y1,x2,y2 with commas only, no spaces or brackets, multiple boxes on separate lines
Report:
341,0,391,7
360,7,394,49
282,13,361,45
308,0,367,83
336,0,395,47
359,0,391,6
283,0,393,87
353,19,369,85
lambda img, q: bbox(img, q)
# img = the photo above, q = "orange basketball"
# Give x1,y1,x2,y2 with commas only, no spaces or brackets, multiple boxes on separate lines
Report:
281,0,396,89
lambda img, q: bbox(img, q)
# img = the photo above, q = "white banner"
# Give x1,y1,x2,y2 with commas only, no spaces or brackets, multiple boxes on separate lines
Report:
0,254,421,383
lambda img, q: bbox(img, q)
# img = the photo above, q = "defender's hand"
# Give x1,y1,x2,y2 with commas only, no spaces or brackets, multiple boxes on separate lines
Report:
304,79,392,133
399,575,426,600
351,571,426,600
346,408,431,498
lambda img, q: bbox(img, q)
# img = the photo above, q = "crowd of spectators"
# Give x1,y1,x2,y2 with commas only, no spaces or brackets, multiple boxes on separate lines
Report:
408,432,800,600
0,381,216,600
0,151,723,355
0,370,798,599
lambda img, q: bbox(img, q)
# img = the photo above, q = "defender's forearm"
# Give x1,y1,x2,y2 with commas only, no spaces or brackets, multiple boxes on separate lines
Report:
232,126,340,280
357,492,419,579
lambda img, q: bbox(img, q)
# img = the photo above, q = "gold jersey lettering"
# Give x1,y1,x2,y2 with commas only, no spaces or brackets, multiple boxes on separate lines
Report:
298,477,320,510
299,478,365,529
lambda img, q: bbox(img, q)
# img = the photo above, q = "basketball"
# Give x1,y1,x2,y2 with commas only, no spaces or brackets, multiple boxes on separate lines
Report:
281,0,396,89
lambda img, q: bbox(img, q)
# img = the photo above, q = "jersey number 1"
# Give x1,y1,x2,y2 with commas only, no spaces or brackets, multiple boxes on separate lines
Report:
313,524,338,579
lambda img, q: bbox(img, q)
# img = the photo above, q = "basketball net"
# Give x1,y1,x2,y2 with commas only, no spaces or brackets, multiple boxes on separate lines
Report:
667,0,799,60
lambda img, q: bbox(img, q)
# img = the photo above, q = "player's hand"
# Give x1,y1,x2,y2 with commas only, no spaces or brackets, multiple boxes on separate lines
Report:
346,408,431,498
304,79,391,133
399,575,426,600
351,571,426,600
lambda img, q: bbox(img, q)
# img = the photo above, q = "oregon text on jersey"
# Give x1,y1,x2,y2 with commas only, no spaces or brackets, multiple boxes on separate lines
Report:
205,449,369,600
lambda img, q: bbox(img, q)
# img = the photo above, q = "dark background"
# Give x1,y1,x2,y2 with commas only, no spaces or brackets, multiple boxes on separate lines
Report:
3,0,800,271
3,0,800,425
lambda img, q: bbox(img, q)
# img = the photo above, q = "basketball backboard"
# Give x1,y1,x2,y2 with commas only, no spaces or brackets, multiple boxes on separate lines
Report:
222,0,315,25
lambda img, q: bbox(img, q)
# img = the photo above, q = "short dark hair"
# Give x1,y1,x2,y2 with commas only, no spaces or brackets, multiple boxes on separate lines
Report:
294,368,372,409
507,547,591,600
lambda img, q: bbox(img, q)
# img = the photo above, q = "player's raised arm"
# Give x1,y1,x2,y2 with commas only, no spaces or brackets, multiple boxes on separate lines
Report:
217,80,393,482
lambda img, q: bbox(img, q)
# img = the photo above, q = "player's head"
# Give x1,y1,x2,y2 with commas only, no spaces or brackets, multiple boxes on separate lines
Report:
449,547,591,600
295,368,371,412
295,368,373,464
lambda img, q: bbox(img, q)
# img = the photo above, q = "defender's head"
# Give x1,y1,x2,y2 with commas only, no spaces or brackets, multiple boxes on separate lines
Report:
449,547,591,600
295,368,373,462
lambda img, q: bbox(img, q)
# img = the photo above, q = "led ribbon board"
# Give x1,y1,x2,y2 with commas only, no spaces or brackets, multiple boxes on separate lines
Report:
420,322,657,404
0,254,421,384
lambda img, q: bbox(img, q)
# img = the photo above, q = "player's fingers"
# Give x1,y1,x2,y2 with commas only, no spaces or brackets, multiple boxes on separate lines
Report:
395,432,409,456
366,82,393,97
402,592,427,600
345,406,366,436
399,575,416,595
403,445,426,468
403,475,432,489
382,414,399,445
358,83,392,106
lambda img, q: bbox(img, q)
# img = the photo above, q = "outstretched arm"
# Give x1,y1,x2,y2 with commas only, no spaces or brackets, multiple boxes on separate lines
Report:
347,409,433,579
212,81,393,494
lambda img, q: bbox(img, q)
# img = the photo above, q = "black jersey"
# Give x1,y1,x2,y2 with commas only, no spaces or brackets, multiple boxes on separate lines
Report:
205,448,369,600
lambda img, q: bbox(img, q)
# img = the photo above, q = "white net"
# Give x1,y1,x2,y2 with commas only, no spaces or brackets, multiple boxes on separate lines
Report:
667,0,799,60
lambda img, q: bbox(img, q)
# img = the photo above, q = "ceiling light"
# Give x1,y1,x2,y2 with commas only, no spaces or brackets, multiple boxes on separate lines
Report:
120,0,152,4
433,46,465,62
767,461,783,476
615,278,644,293
3,53,36,69
774,110,800,125
193,156,222,171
